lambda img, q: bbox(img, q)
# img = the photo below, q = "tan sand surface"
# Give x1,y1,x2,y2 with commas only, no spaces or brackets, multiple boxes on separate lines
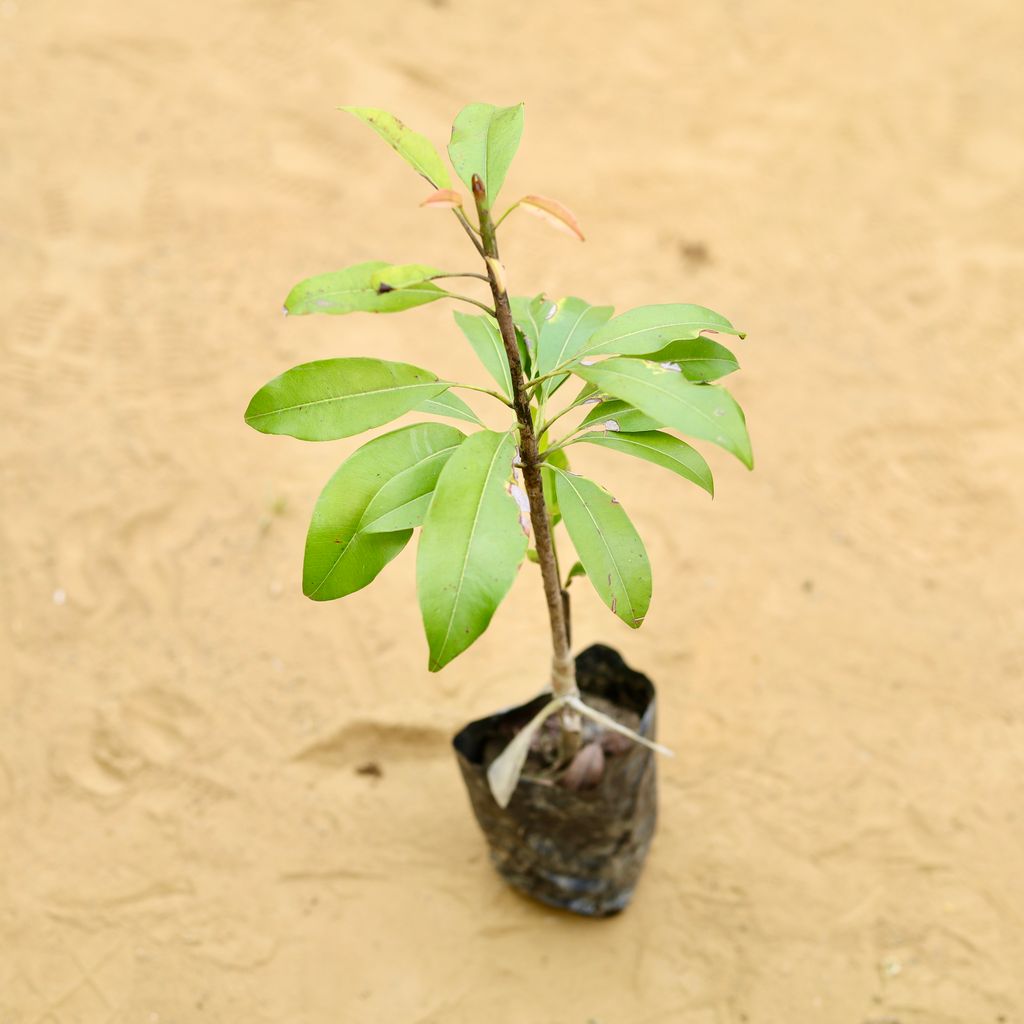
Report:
2,0,1023,1021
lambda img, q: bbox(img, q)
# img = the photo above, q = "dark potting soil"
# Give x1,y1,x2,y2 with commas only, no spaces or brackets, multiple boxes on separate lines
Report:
452,644,658,916
478,693,641,792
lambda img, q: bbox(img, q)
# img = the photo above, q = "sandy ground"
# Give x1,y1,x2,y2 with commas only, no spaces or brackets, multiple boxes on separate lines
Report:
2,0,1023,1021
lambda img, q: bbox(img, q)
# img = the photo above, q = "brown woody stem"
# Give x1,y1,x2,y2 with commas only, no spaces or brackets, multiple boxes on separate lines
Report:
471,174,577,700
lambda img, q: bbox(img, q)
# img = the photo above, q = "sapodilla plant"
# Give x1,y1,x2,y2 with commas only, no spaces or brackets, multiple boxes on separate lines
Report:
245,102,752,914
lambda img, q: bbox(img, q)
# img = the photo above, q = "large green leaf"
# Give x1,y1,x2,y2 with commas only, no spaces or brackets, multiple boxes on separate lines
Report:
574,358,753,468
340,107,451,188
572,430,714,496
284,261,445,316
417,430,527,670
453,311,512,398
534,297,614,399
359,424,466,533
447,102,524,203
579,398,662,433
413,390,484,426
633,336,739,381
244,357,449,441
552,468,651,628
304,425,456,600
580,303,744,358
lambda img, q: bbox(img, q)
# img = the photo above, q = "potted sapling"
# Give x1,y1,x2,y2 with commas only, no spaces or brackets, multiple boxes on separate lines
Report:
245,102,753,916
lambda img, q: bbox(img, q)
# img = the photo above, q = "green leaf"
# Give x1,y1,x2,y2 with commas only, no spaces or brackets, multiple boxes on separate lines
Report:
358,424,466,533
507,295,548,379
284,261,445,316
571,379,600,406
632,336,739,382
534,296,614,399
453,311,512,399
540,443,569,525
340,107,451,188
370,263,443,290
574,358,753,468
244,357,449,441
447,102,524,203
417,430,527,670
552,468,651,628
413,390,484,426
545,445,570,471
565,560,586,586
579,398,662,433
580,303,744,358
304,425,454,601
572,430,714,496
509,293,553,352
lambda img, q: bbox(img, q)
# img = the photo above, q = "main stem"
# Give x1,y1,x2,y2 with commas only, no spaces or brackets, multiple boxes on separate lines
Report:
472,176,577,699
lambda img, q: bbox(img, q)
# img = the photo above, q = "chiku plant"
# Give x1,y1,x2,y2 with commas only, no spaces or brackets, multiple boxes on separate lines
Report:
245,102,752,806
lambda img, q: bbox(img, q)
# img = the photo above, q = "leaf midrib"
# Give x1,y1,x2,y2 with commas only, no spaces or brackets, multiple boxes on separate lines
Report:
434,433,512,667
246,380,439,422
581,432,694,467
485,319,514,397
358,445,461,531
304,281,440,302
542,303,589,379
587,363,729,440
586,314,731,354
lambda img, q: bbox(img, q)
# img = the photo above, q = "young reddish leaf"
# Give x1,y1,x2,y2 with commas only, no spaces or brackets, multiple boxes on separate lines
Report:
420,189,464,209
519,194,585,242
